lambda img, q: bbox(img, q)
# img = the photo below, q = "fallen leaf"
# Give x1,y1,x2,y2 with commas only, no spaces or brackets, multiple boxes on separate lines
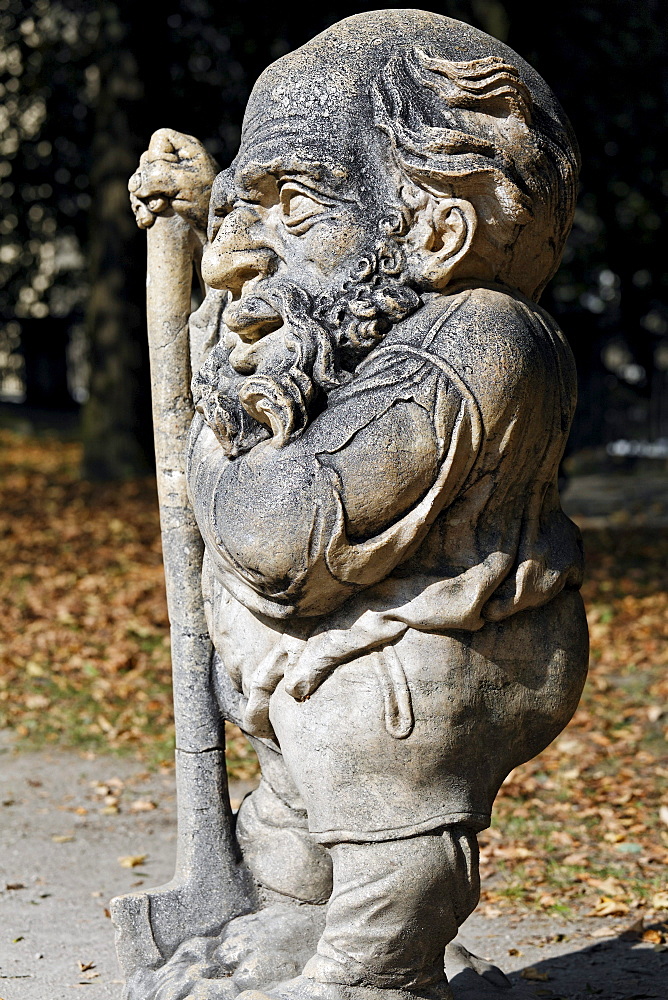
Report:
521,967,550,981
641,929,663,944
508,947,523,956
78,961,95,972
25,693,50,710
660,805,668,826
5,883,26,890
128,799,156,812
588,896,630,917
586,876,623,896
652,891,668,910
118,854,147,869
562,851,589,866
52,834,75,843
538,893,557,907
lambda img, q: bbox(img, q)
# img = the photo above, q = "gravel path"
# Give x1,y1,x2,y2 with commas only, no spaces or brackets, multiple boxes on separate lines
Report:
1,748,666,1000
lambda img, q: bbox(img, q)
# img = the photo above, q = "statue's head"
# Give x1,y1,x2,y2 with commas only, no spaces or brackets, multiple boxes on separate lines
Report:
199,10,579,448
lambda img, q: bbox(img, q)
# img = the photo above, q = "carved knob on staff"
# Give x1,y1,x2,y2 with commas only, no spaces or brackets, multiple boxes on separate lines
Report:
128,127,219,242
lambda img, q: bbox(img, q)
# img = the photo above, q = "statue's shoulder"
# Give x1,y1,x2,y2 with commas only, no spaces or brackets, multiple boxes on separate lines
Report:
392,285,568,380
376,285,574,421
394,285,558,350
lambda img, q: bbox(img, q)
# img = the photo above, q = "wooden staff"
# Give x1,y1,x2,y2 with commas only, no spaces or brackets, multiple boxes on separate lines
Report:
111,211,253,977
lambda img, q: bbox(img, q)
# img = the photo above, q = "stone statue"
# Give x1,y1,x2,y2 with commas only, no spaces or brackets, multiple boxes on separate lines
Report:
114,10,588,1000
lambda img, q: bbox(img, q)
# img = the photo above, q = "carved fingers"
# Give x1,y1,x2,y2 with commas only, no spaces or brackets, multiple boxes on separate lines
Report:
282,650,337,702
195,389,241,452
283,615,408,700
128,128,219,238
243,636,307,739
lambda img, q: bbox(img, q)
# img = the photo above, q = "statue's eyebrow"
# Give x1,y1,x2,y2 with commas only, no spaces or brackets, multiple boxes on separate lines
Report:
237,158,350,202
210,169,236,212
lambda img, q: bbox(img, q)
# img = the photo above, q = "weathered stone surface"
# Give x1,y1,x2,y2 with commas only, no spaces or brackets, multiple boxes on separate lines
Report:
119,9,588,1000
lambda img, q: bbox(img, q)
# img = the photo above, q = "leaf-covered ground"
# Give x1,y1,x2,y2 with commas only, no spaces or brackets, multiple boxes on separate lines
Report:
1,429,666,929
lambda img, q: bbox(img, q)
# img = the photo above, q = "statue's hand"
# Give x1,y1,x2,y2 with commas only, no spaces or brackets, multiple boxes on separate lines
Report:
243,635,308,740
128,128,218,240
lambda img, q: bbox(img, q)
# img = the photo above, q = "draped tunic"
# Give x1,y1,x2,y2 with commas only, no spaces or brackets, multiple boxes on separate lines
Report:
186,285,588,841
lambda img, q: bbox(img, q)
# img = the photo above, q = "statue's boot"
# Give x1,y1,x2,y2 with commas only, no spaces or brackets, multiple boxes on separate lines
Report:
236,830,480,1000
235,774,509,996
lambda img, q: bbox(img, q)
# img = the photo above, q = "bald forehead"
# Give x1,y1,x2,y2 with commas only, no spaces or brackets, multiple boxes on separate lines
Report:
225,73,389,208
239,8,564,157
237,72,372,185
243,70,358,133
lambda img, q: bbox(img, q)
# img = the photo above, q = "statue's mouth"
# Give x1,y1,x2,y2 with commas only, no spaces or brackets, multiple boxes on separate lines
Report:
223,293,283,341
224,292,288,374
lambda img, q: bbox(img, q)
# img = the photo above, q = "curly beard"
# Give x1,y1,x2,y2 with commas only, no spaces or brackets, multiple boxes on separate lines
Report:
192,237,421,457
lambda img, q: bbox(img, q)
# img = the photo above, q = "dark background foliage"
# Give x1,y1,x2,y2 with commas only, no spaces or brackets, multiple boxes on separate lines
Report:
1,0,666,478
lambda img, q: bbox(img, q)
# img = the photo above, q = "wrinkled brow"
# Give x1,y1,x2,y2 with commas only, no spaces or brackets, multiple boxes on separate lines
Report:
210,158,355,212
237,157,351,201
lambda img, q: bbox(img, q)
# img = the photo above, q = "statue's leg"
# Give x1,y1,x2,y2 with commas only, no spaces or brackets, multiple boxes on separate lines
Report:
236,737,333,905
232,827,479,1000
301,826,479,993
213,650,334,906
233,646,487,1000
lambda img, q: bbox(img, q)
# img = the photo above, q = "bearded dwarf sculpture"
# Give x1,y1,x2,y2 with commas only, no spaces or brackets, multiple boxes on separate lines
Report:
118,9,588,1000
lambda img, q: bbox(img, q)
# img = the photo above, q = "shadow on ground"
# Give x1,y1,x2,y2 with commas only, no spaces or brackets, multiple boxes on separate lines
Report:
451,930,667,999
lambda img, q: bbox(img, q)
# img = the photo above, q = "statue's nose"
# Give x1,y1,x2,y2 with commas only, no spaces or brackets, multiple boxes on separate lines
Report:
201,206,278,294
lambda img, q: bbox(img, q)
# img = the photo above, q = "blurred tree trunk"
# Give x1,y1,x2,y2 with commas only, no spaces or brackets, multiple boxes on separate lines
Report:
80,4,153,480
21,318,76,411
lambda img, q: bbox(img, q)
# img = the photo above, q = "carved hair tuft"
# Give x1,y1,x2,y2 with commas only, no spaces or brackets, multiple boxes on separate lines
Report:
413,50,533,124
372,47,579,299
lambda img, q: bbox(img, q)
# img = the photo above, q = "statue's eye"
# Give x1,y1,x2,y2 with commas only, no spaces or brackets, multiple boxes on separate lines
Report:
279,184,326,230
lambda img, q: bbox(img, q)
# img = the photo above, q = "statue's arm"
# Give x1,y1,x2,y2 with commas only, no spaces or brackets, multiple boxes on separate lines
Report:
188,360,465,613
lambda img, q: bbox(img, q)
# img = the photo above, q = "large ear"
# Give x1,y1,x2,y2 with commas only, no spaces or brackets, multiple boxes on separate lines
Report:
409,196,477,289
